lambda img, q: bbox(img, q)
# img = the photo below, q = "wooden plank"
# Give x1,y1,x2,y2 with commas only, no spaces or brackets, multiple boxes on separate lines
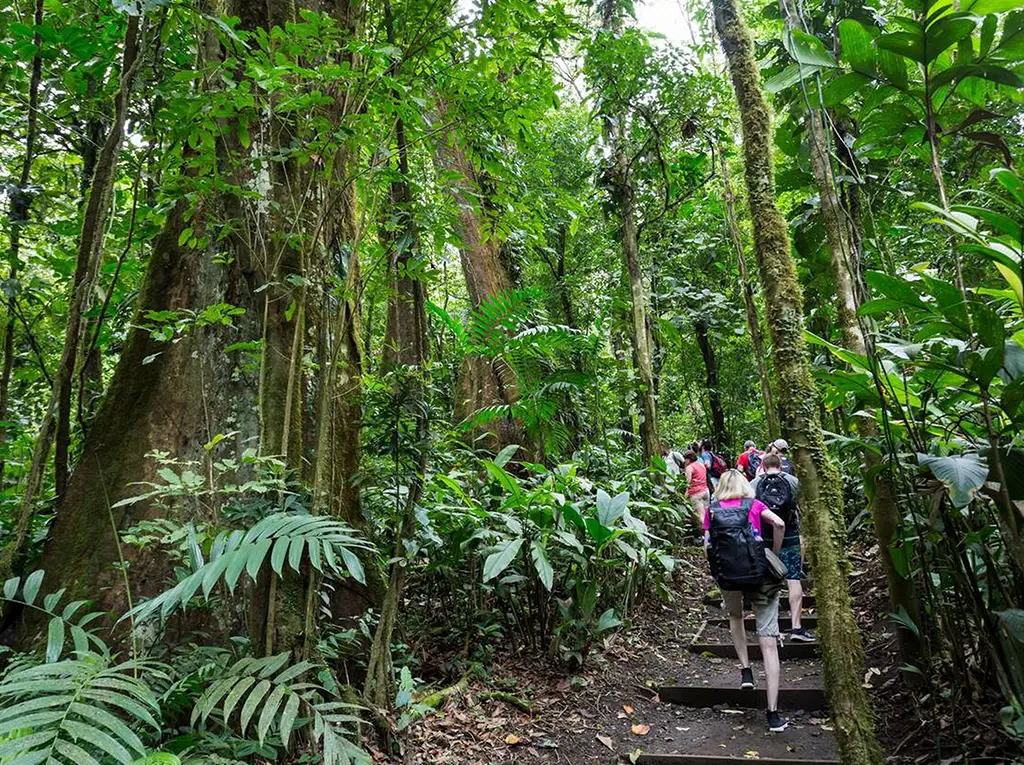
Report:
707,617,818,630
637,755,837,765
656,685,826,710
688,642,819,660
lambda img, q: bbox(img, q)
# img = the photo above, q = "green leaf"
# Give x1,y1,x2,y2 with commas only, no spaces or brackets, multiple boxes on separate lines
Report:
596,608,622,633
972,300,1006,350
22,570,44,605
256,685,286,746
596,489,629,526
239,679,272,734
530,541,554,591
918,453,988,508
837,19,876,74
864,271,929,311
997,608,1024,642
3,576,20,600
821,72,871,106
764,62,820,93
482,538,524,582
924,17,977,63
279,692,301,749
46,618,64,664
877,31,925,64
493,444,520,467
783,29,838,67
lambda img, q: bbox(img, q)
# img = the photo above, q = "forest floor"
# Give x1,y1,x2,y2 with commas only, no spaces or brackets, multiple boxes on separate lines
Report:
382,542,1018,765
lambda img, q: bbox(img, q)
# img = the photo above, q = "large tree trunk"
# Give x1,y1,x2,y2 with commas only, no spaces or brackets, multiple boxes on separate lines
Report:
778,3,924,669
2,15,145,582
599,0,660,465
721,157,779,438
30,202,261,621
694,318,729,451
438,125,519,446
711,0,884,762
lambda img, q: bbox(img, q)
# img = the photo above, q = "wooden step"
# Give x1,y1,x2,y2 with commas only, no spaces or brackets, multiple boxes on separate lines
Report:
637,755,837,765
745,594,816,610
656,685,826,710
708,616,818,630
705,594,816,611
689,642,820,660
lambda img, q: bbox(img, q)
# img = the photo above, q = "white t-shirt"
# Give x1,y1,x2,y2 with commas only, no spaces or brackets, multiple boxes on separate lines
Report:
665,450,685,476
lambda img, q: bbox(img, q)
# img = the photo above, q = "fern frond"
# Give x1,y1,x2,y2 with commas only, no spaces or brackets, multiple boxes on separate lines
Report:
2,572,109,662
0,654,161,765
191,653,369,764
425,301,469,353
122,513,373,625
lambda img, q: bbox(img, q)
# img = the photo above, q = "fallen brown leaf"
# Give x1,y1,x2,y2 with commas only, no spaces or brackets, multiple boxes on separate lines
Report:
631,724,650,736
596,733,614,751
504,734,523,745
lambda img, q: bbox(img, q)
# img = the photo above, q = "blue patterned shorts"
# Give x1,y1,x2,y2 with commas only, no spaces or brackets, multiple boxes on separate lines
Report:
779,542,803,581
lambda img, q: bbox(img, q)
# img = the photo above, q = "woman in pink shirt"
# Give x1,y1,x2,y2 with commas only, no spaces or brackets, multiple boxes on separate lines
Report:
702,470,788,733
683,450,710,529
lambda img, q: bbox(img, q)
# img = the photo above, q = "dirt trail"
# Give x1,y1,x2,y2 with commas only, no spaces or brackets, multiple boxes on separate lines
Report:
399,549,840,764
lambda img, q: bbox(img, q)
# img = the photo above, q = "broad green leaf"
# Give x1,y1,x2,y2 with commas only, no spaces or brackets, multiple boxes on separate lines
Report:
924,17,977,63
877,31,925,64
530,541,554,591
493,444,520,467
918,453,988,508
239,679,272,734
838,19,876,74
783,29,838,67
22,570,44,605
256,685,287,746
482,538,524,582
821,72,871,105
596,608,622,633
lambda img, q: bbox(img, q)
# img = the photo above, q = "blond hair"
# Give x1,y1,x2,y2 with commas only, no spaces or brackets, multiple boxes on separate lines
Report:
714,469,754,501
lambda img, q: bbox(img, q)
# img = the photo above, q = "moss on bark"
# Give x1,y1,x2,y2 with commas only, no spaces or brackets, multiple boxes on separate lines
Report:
712,0,884,761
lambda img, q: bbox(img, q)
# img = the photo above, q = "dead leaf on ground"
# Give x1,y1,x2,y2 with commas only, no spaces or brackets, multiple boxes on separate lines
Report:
504,734,524,745
630,724,650,735
628,749,645,764
596,733,614,751
744,750,760,758
623,704,634,714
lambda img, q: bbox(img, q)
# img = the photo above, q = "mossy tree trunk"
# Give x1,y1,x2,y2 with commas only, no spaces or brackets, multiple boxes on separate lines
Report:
712,0,884,761
778,1,924,669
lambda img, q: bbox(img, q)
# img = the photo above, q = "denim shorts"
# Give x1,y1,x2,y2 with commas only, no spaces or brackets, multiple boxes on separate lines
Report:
779,542,803,581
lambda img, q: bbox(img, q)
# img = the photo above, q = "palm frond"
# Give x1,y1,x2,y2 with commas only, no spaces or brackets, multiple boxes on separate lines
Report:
2,572,109,662
122,513,373,625
0,653,161,765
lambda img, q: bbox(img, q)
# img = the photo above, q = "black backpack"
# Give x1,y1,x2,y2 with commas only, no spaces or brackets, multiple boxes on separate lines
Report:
746,451,762,480
707,498,766,591
757,472,796,525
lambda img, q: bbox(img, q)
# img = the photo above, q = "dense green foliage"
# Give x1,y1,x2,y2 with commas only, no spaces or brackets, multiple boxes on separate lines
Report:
0,0,1022,761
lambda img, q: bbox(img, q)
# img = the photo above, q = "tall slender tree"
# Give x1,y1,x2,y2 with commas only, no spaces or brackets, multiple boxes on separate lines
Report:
778,0,924,667
596,0,660,464
712,0,884,760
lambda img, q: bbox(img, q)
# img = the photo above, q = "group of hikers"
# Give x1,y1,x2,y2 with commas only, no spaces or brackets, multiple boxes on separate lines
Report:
661,438,812,733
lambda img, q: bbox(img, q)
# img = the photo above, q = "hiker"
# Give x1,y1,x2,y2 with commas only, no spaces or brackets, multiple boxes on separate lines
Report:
756,438,796,476
682,450,711,529
700,438,728,489
752,453,814,642
737,440,761,481
662,443,686,479
704,469,788,732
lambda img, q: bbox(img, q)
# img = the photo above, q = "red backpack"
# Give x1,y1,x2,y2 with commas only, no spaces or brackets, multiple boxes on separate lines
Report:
710,453,728,478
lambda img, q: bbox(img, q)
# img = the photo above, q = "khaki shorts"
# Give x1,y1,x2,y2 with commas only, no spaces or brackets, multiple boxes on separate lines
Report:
689,490,711,521
723,589,780,638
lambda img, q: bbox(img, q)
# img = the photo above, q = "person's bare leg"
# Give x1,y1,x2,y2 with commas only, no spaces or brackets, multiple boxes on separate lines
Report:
787,579,803,630
760,636,780,711
725,592,750,667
